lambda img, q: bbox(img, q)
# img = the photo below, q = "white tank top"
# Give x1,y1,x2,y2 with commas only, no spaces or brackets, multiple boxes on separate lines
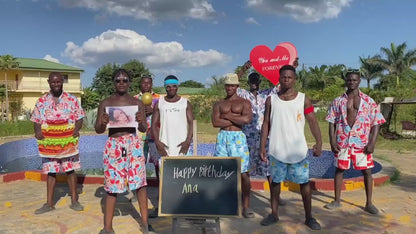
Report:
268,92,308,163
158,97,189,156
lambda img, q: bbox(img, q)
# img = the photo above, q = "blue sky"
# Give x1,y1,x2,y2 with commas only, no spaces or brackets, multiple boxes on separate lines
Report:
1,0,415,88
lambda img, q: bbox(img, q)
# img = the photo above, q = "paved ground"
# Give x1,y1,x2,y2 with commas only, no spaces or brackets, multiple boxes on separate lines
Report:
1,135,415,234
1,150,415,234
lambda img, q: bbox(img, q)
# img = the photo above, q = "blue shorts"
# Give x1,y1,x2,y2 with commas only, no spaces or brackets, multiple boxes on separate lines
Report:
214,130,250,173
270,156,309,184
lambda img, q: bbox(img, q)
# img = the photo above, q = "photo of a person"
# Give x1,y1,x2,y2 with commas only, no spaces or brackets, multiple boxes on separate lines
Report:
106,106,138,128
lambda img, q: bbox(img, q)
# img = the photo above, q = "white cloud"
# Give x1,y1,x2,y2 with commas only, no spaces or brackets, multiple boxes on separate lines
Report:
59,0,217,21
246,17,260,25
63,29,230,69
246,0,352,23
43,54,60,63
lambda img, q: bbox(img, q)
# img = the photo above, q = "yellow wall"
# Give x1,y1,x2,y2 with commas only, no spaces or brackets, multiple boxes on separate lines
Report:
1,70,83,113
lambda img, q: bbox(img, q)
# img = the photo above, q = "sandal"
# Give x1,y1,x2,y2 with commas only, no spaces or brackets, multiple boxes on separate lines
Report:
305,217,321,230
260,214,279,226
70,201,84,211
242,208,255,218
34,203,55,214
98,229,115,234
324,201,341,210
364,204,379,215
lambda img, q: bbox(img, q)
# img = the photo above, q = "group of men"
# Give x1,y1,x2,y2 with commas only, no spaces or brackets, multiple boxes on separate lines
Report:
30,59,385,233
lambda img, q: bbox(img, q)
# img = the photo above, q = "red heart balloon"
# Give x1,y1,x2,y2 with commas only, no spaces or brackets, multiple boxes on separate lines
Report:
249,45,291,85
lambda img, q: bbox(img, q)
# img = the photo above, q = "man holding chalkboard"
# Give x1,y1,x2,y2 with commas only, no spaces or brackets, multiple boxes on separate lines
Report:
212,73,254,218
260,65,322,230
95,69,150,234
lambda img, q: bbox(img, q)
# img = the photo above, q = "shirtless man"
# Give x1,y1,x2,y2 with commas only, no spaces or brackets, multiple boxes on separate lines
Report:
212,73,253,218
324,69,385,214
95,69,150,234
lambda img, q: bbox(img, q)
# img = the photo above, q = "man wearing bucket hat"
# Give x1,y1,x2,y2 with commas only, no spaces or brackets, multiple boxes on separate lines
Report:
212,73,254,218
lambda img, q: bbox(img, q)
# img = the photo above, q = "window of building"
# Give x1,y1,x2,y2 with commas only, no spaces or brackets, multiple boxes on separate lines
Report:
63,75,69,83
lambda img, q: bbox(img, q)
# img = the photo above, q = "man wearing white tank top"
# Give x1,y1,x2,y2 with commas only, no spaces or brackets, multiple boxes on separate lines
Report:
150,75,194,218
260,65,322,230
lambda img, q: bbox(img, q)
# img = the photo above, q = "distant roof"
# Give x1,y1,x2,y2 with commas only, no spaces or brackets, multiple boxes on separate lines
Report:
16,58,83,73
157,87,206,95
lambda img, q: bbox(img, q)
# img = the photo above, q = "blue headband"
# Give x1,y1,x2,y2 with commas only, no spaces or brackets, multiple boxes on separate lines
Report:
164,79,179,86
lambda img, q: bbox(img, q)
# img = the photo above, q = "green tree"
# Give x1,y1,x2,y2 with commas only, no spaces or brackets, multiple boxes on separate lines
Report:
81,87,101,111
91,60,151,98
370,42,416,87
359,56,383,89
0,55,20,121
122,60,150,94
180,80,205,88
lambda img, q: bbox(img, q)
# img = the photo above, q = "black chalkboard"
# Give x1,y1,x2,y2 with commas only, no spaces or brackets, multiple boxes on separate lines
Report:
159,156,241,217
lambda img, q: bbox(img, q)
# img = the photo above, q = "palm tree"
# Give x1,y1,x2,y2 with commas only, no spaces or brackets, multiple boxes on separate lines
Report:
0,55,20,121
308,65,336,94
359,56,383,89
370,42,416,87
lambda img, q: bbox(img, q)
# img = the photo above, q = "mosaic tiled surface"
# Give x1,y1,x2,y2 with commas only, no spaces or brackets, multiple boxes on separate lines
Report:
0,135,381,178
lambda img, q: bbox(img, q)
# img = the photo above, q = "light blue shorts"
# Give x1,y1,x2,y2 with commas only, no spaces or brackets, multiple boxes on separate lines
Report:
214,130,250,173
269,156,309,184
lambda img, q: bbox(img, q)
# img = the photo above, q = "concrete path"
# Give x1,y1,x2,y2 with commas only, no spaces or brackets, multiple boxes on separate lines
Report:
1,177,415,234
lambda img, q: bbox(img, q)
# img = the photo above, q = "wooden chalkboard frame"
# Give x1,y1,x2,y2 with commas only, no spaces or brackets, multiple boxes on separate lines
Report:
158,156,241,217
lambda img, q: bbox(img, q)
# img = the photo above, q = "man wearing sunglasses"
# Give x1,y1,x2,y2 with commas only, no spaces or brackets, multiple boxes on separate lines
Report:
95,69,150,234
324,69,386,215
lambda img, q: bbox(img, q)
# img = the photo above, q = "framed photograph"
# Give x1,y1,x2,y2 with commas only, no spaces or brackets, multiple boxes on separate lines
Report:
105,105,138,128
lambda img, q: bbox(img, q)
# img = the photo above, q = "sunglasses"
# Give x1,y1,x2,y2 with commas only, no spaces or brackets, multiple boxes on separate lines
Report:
347,69,360,73
115,78,129,83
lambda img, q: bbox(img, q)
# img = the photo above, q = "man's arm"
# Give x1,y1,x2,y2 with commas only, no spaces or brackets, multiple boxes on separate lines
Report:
136,100,147,133
237,61,252,79
178,100,194,154
151,102,168,156
212,102,233,128
94,101,108,134
222,100,252,126
73,118,83,137
304,96,322,157
34,123,44,140
364,125,380,154
260,97,272,162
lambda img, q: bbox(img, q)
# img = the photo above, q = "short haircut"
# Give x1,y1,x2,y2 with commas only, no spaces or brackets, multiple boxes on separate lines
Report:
279,65,296,75
346,71,361,78
164,75,178,82
112,68,131,81
248,72,261,84
48,72,63,80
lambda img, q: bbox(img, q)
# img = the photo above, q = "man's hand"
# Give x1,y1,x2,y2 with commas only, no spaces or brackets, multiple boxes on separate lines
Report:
101,113,109,126
292,57,299,68
243,60,252,71
178,140,191,155
260,149,268,163
144,105,153,116
135,111,145,124
72,131,80,138
312,143,322,157
35,132,45,140
364,143,375,154
330,141,341,154
155,140,168,157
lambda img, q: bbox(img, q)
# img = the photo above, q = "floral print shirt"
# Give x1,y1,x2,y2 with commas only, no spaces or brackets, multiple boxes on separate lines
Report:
237,86,278,133
30,92,85,125
326,91,386,149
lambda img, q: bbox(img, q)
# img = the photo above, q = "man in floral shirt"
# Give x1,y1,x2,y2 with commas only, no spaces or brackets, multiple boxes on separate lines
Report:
324,70,386,215
31,72,85,214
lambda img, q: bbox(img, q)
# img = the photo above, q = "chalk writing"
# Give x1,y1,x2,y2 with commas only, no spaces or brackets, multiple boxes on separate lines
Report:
173,166,197,179
199,165,234,180
182,183,199,194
